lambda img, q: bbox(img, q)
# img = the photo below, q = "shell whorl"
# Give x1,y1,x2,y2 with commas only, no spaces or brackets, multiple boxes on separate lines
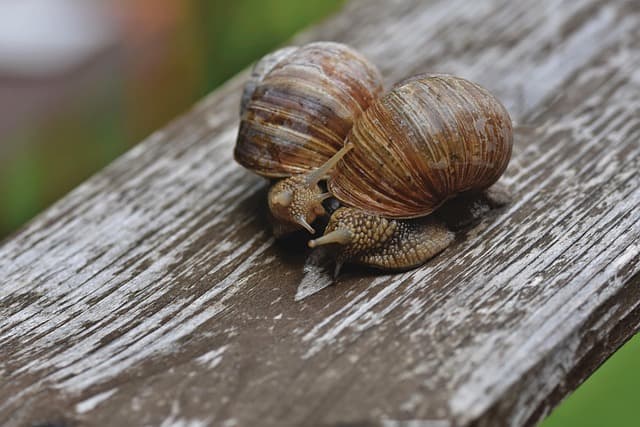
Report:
240,46,299,117
328,75,513,219
234,42,383,178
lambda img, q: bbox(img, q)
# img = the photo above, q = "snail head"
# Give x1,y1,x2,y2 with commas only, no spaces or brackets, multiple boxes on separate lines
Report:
267,144,353,235
268,176,329,234
308,207,396,276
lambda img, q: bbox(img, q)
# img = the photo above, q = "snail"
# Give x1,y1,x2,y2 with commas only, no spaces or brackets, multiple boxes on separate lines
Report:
234,42,383,236
305,74,513,272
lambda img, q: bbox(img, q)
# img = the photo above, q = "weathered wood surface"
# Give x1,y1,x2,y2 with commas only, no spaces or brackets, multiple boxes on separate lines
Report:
1,0,640,426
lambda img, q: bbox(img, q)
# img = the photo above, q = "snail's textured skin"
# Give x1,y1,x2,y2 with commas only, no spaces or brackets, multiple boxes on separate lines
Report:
329,74,513,219
234,42,383,178
267,175,326,236
318,208,454,271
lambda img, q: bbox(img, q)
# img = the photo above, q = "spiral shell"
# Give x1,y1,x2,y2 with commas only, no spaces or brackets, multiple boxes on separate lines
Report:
234,42,383,178
240,46,298,116
328,74,512,218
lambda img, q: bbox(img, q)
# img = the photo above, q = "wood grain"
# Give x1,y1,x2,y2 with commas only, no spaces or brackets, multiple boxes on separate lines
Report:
1,0,639,426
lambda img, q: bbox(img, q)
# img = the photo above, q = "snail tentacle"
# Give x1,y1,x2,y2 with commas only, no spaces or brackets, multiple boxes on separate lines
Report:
304,144,353,187
308,228,352,247
295,215,315,234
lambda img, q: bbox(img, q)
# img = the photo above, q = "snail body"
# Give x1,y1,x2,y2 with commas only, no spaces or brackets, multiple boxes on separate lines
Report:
309,207,455,274
234,42,383,234
309,74,513,271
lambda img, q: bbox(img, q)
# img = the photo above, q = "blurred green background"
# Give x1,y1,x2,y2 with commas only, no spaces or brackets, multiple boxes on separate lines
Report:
0,1,637,425
0,0,342,239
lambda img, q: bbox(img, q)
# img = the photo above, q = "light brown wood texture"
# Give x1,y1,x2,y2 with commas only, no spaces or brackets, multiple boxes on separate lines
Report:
2,1,640,426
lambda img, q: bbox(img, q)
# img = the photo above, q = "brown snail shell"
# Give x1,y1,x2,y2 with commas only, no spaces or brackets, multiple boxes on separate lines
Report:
234,41,384,178
328,74,513,218
240,46,298,117
308,74,512,273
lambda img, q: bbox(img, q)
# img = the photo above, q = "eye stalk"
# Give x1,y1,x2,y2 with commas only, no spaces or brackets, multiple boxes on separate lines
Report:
308,229,352,247
267,144,353,236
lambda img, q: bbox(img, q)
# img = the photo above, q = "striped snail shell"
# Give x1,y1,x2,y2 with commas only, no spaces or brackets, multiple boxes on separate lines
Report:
234,41,384,178
309,74,513,272
239,46,298,117
330,74,513,218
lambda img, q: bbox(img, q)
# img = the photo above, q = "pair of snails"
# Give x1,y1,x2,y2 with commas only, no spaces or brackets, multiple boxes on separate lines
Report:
234,42,512,273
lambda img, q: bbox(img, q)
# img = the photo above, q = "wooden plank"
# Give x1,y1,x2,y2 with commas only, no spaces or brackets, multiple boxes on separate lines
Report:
1,0,639,426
